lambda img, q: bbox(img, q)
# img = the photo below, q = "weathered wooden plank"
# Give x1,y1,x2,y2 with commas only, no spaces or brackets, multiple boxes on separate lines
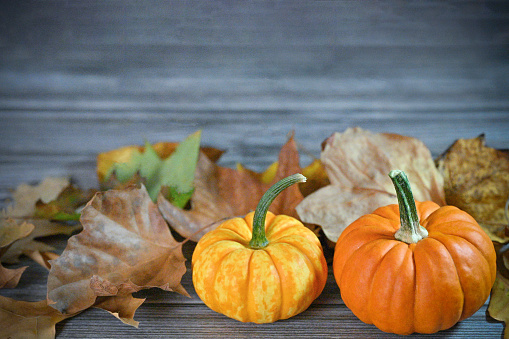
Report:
53,303,503,339
0,222,504,338
0,111,507,199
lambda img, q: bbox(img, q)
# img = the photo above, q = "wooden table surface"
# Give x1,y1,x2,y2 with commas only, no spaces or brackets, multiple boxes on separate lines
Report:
1,1,509,338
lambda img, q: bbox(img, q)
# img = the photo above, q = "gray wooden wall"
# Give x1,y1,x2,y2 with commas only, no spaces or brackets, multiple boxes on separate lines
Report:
1,0,509,193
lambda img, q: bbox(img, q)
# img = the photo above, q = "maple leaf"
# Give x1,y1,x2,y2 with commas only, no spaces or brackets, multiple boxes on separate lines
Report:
34,184,96,221
3,177,70,218
488,275,509,338
296,127,446,242
97,140,223,183
0,219,34,288
1,221,80,265
99,131,204,207
236,157,329,197
93,295,146,328
1,178,83,265
47,185,188,316
488,242,509,338
0,178,83,285
0,295,77,339
436,134,509,242
24,251,60,271
158,135,305,241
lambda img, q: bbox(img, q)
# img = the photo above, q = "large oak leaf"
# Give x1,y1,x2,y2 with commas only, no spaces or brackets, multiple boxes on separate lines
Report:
158,136,304,241
47,185,188,315
436,134,509,242
296,127,445,242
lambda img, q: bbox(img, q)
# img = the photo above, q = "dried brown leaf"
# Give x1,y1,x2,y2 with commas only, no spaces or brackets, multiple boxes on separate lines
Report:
1,221,80,265
0,218,35,249
436,134,509,242
297,127,445,242
24,251,60,271
1,178,82,265
0,219,34,288
158,136,304,241
488,244,509,338
0,264,27,289
157,152,233,241
4,177,70,218
34,184,96,221
93,295,146,328
47,185,188,315
0,295,77,339
488,275,509,339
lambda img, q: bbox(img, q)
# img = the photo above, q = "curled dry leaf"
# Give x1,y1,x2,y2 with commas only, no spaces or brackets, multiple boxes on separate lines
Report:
0,219,35,250
436,134,509,242
158,135,304,241
488,276,509,339
3,177,70,218
157,152,232,241
24,251,60,271
34,184,96,221
0,264,27,289
297,127,445,242
1,177,82,265
0,219,34,288
93,295,146,328
0,295,77,339
488,244,509,338
47,185,188,315
1,221,80,265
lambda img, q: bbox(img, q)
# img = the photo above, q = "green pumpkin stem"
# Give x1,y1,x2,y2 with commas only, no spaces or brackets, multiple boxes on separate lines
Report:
249,173,307,249
389,170,428,244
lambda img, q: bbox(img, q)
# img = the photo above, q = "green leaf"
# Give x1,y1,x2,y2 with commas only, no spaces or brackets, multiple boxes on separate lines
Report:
111,152,142,183
109,131,202,207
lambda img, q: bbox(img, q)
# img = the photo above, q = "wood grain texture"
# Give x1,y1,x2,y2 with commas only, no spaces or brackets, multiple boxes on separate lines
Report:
0,0,508,337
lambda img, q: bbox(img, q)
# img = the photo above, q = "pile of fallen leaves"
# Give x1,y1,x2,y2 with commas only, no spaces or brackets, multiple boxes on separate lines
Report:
1,127,508,338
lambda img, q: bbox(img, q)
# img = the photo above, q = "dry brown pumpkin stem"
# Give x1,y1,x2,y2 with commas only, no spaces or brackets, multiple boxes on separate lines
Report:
389,170,428,244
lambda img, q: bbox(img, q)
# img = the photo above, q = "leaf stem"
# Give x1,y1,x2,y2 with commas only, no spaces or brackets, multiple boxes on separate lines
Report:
249,173,307,249
389,170,428,244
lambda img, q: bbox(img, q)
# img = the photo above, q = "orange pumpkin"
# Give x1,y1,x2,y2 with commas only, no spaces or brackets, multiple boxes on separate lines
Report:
333,170,497,335
192,174,328,323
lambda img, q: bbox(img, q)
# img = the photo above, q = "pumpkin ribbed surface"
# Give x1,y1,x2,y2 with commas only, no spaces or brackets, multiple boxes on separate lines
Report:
333,201,497,335
192,211,328,323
